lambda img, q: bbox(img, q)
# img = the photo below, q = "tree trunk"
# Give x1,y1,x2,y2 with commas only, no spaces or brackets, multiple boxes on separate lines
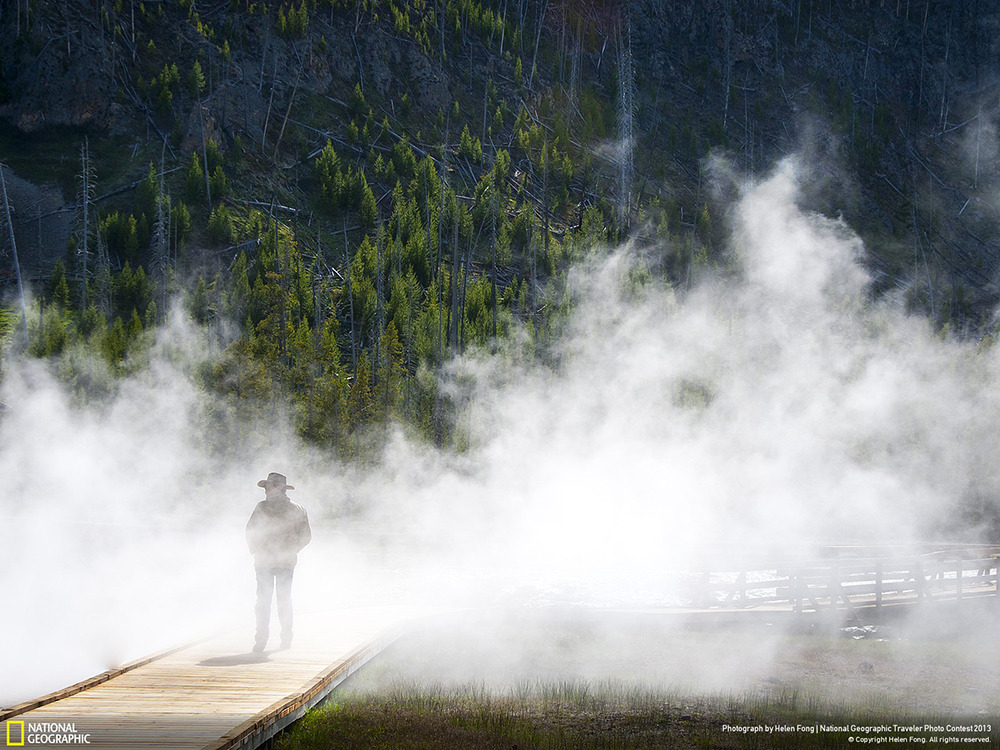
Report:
616,17,634,232
528,0,549,91
199,102,212,210
274,63,303,162
80,139,90,310
459,220,472,352
491,172,498,346
344,222,357,377
0,164,28,344
450,199,460,349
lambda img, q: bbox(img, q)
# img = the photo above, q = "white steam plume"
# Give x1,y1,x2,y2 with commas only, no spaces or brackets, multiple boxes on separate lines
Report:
2,156,998,707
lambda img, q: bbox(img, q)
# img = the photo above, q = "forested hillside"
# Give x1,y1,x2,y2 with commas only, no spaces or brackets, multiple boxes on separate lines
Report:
1,0,998,454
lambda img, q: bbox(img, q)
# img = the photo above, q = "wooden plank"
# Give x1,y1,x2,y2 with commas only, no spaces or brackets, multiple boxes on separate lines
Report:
0,640,206,723
4,606,430,750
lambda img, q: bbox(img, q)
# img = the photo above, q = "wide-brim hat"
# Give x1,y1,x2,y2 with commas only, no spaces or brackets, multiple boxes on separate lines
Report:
257,472,294,490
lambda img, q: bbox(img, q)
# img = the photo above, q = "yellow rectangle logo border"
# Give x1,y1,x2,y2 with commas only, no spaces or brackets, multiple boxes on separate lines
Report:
6,720,25,747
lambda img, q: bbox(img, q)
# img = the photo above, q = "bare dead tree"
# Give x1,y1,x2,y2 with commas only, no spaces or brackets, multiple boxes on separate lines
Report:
499,0,508,58
491,170,498,346
458,213,473,352
568,13,582,112
450,194,460,349
198,103,212,211
274,60,304,163
78,138,95,310
94,219,112,317
528,200,536,335
343,221,357,378
527,0,549,91
261,58,278,152
974,102,982,189
437,119,449,360
374,224,385,392
937,11,952,132
722,0,733,130
0,163,28,344
150,144,170,317
482,75,489,146
616,14,635,232
541,141,550,286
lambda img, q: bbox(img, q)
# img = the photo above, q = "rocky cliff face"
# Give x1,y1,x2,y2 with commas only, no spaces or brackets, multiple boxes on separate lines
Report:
1,5,125,133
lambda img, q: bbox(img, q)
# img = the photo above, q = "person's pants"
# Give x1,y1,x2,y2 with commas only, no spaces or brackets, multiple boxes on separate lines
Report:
254,566,294,649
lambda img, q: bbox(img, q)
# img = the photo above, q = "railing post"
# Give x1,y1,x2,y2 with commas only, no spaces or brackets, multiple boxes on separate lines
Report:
875,562,883,612
794,567,802,614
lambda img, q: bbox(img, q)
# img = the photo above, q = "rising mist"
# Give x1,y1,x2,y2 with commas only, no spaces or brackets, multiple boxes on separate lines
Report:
2,156,999,708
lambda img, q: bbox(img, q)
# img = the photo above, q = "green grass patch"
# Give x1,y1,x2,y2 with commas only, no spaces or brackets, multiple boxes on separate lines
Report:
274,611,1000,749
276,681,999,749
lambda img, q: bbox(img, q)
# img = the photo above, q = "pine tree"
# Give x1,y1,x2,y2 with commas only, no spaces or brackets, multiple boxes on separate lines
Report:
103,316,128,366
189,60,206,98
208,205,235,245
188,276,211,325
315,141,342,209
184,152,205,203
459,124,483,163
360,172,378,229
209,165,229,199
51,259,70,310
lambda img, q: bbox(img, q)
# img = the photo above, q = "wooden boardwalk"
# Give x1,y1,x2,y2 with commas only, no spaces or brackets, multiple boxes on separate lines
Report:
3,546,997,749
686,545,1000,618
1,605,425,750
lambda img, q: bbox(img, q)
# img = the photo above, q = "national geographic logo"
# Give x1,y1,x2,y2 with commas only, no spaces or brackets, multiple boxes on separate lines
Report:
4,721,23,747
4,721,92,745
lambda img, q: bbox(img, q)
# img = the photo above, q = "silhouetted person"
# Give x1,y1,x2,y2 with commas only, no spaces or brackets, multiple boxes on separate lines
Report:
246,472,311,653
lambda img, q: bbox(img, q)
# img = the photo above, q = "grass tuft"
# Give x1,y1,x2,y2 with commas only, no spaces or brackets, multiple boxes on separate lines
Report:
275,680,999,750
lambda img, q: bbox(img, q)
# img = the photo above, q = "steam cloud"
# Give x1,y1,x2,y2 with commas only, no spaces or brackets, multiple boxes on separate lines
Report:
2,157,998,707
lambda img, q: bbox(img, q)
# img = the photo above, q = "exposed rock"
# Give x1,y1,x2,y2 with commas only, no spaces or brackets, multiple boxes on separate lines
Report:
324,33,358,87
0,14,126,134
0,165,73,272
363,31,398,98
180,104,225,157
406,47,449,114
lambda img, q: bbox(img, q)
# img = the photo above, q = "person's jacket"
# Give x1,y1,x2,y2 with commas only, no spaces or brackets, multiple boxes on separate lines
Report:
246,496,311,568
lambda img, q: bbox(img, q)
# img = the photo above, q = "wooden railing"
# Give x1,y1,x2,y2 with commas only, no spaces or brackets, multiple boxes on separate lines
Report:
686,545,1000,614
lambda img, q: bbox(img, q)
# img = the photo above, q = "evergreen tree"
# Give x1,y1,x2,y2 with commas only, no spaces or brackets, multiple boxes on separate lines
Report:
136,162,158,221
188,276,211,325
172,201,192,244
103,317,128,366
189,60,206,98
184,152,205,203
360,172,378,229
208,205,234,245
209,165,229,199
459,124,483,163
50,259,71,310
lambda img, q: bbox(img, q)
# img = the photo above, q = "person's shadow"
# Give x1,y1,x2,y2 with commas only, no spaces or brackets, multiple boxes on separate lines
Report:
198,652,271,666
